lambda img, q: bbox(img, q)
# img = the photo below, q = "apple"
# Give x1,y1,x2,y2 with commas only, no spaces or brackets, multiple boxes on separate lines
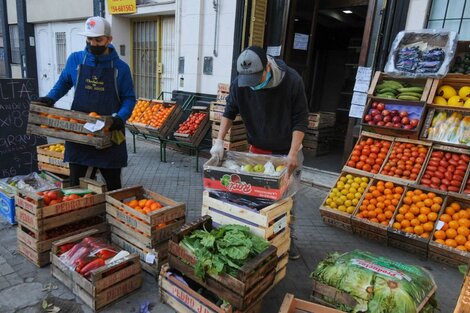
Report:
392,116,402,123
385,122,394,127
370,109,380,116
253,164,265,172
399,111,408,118
373,114,383,122
383,116,392,123
368,121,375,125
382,109,390,116
410,119,419,127
371,102,378,109
393,123,401,128
401,117,410,125
391,110,399,117
403,124,414,130
243,164,253,172
364,114,372,122
377,121,385,126
377,103,385,111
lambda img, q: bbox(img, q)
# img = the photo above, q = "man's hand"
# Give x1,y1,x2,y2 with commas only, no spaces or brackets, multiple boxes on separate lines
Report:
109,116,125,131
286,151,299,177
36,97,55,107
210,139,225,160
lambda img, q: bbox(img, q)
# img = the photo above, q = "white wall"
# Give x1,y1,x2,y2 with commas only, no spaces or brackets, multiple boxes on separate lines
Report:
405,0,431,30
7,0,17,24
178,0,236,95
106,13,132,66
26,0,93,23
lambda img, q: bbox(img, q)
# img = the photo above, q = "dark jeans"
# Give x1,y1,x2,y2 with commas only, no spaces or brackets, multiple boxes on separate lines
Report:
69,163,122,191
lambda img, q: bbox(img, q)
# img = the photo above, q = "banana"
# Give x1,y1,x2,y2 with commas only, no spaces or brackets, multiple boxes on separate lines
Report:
375,88,399,94
398,95,420,101
398,92,423,98
382,80,404,89
376,94,396,99
397,87,424,93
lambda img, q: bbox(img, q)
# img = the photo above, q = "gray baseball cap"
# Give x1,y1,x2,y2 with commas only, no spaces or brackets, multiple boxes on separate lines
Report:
236,46,268,87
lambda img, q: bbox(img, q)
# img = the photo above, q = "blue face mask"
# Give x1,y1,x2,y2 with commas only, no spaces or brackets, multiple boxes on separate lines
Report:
250,70,271,91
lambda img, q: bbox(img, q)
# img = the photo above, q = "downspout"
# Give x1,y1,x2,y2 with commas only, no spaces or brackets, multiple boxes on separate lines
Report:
213,0,220,57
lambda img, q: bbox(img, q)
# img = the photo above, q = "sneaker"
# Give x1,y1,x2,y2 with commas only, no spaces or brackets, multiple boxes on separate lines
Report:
288,242,301,260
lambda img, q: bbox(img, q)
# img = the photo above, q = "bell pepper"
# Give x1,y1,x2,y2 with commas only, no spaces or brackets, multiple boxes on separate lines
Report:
79,258,105,277
96,248,117,260
75,256,94,273
57,243,75,256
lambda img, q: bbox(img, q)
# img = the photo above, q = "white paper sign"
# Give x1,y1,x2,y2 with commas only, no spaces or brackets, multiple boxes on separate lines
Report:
273,216,287,234
353,80,370,93
83,119,105,132
435,220,445,230
356,66,373,81
267,45,281,56
293,33,309,51
349,104,366,118
145,252,156,264
351,92,368,106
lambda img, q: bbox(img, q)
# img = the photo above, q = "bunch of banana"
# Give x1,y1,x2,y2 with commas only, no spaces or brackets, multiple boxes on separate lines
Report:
375,80,424,101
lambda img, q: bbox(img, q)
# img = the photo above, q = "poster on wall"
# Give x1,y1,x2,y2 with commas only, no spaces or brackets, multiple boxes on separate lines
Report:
107,0,136,14
293,33,309,51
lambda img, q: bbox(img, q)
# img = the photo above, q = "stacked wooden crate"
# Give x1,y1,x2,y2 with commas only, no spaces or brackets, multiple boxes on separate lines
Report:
210,83,248,151
304,112,336,156
105,186,186,276
15,178,107,266
37,142,69,176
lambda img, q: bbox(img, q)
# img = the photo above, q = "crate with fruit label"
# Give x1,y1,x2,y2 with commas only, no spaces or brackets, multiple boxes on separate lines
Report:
387,186,447,259
105,186,186,248
413,145,470,195
27,102,113,149
361,98,427,139
146,101,183,138
50,229,142,311
351,179,406,243
36,142,69,176
420,107,470,148
427,76,470,107
428,195,470,267
174,106,210,146
343,131,394,175
319,170,372,233
368,71,433,102
376,137,431,185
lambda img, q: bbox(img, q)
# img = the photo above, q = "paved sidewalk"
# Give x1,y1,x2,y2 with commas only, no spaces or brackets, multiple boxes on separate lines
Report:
0,136,465,313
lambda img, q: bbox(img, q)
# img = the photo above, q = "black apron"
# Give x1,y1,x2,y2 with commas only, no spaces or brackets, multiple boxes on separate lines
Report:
64,56,127,168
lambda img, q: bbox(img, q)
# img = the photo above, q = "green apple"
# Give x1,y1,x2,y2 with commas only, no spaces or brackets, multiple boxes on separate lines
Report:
253,164,265,172
243,164,254,172
276,165,286,172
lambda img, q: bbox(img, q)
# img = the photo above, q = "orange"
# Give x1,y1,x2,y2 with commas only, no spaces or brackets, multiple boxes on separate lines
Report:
403,197,412,205
435,238,446,245
421,232,430,239
401,220,411,228
446,228,458,239
413,189,423,195
393,222,402,229
370,218,379,223
423,222,434,232
395,214,405,222
384,211,393,219
128,199,139,208
456,246,467,251
449,220,460,230
434,230,446,240
398,206,408,214
445,239,458,248
419,193,428,201
405,212,415,221
410,219,420,227
138,199,147,207
465,241,470,251
406,191,414,197
404,226,414,233
450,202,461,211
420,207,431,215
440,214,452,223
368,211,377,218
423,199,434,207
455,235,467,245
453,213,461,221
410,206,420,215
428,212,438,222
385,181,394,189
457,226,470,237
430,203,441,212
427,192,436,199
433,197,443,205
414,225,424,235
459,218,470,228
416,201,425,208
417,214,428,223
412,195,421,203
145,200,154,208
150,203,161,211
377,214,386,222
394,186,404,194
459,211,469,219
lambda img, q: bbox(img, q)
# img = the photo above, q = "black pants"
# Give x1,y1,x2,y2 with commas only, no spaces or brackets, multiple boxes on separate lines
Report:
69,163,122,191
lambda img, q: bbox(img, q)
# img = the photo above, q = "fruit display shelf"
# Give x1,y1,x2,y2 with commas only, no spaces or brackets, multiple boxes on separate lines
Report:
174,106,210,147
368,71,433,102
376,137,431,185
427,75,470,107
319,169,372,233
387,186,447,259
343,131,394,175
428,195,470,267
351,179,406,243
361,98,427,139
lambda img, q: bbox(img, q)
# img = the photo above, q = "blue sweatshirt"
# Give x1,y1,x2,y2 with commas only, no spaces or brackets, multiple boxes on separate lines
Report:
47,44,136,121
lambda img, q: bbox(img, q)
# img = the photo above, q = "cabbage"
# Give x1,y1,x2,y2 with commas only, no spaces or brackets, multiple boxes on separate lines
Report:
368,277,416,313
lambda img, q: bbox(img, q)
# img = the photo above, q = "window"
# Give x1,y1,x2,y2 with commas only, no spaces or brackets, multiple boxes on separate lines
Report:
427,0,470,40
9,25,20,64
133,21,158,99
55,32,66,74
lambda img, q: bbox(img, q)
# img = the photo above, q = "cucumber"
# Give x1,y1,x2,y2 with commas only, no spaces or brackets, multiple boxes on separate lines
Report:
398,92,423,98
397,87,424,93
398,95,420,101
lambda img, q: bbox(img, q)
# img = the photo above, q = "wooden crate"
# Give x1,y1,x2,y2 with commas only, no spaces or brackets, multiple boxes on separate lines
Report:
105,186,186,247
217,83,230,103
351,179,406,243
428,195,470,267
361,98,427,139
387,186,447,259
427,75,470,105
303,128,335,151
159,264,267,313
146,102,183,138
110,225,168,277
213,139,249,151
212,121,247,142
202,191,292,242
50,229,142,311
368,71,433,102
36,143,69,176
27,103,113,149
168,216,278,310
454,274,470,313
40,171,71,189
307,112,336,129
174,106,211,146
210,102,242,122
279,293,342,313
420,106,470,149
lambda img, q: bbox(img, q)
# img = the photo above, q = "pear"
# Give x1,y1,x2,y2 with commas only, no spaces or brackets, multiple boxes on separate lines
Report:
242,164,253,172
253,164,265,172
276,165,286,172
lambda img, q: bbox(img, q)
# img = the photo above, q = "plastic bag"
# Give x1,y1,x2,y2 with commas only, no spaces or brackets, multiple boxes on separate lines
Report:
385,30,458,79
0,173,57,193
310,250,438,313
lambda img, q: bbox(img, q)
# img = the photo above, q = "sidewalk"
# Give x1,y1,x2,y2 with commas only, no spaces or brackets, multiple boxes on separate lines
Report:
0,136,464,313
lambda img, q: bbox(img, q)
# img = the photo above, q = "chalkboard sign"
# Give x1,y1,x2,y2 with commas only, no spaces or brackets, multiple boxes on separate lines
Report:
0,79,46,178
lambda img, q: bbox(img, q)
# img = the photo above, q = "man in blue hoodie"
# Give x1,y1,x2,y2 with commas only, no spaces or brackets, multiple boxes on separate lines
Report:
36,17,136,191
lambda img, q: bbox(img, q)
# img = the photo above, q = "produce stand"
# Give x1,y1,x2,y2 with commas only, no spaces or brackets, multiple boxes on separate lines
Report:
50,229,142,311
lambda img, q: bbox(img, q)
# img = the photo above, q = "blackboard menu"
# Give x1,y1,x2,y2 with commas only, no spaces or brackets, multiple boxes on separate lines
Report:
0,79,46,178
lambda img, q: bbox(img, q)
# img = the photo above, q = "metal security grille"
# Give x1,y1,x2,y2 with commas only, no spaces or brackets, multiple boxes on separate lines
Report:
133,21,158,99
427,0,470,39
55,32,66,74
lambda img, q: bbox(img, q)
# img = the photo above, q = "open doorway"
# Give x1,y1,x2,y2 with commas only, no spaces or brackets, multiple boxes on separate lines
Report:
281,1,369,172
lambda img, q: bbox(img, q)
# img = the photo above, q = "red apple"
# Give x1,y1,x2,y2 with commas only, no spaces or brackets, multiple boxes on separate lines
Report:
410,119,419,127
373,114,383,122
383,116,392,123
377,103,385,111
399,111,408,118
385,122,394,127
371,102,378,109
368,121,376,125
370,109,380,116
401,117,410,125
364,114,372,122
393,123,401,128
391,110,399,117
382,109,390,116
392,116,402,123
403,124,414,130
377,121,385,126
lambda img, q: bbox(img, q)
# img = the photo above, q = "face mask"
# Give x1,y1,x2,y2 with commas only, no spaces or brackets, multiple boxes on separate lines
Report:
87,43,107,55
250,70,271,91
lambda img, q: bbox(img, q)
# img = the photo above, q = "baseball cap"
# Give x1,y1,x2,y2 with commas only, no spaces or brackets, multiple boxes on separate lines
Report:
236,46,268,87
78,17,111,37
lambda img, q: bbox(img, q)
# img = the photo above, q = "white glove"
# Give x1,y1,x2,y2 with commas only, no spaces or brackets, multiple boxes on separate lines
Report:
210,139,224,160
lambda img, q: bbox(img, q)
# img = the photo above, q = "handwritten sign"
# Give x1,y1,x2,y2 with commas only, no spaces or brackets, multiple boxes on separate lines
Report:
0,79,46,178
107,0,136,14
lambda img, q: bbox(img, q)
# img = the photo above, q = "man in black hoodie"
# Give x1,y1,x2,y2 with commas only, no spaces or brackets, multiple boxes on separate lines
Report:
210,46,309,259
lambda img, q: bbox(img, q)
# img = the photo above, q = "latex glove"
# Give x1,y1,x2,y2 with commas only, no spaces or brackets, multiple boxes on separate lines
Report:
286,151,299,177
109,116,125,131
210,139,224,160
36,97,55,107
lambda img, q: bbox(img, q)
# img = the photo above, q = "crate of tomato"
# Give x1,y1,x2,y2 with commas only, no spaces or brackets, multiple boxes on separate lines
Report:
51,228,142,311
174,106,210,146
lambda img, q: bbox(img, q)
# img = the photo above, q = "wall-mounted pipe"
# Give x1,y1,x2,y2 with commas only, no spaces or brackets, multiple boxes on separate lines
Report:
213,0,219,57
